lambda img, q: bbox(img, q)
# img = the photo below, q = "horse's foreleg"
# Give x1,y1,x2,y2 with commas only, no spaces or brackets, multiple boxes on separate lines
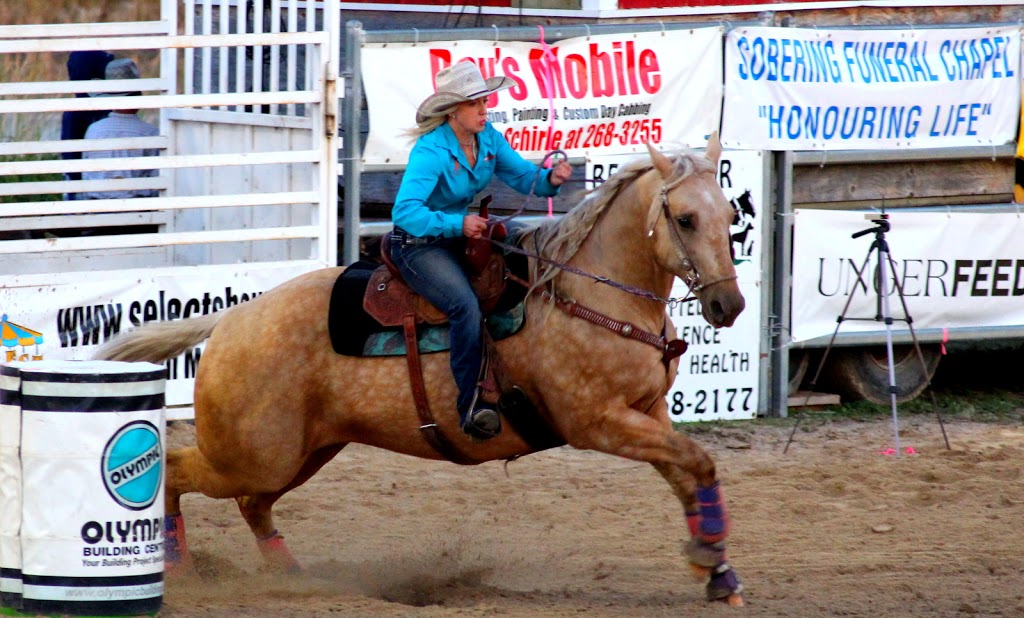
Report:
652,461,743,605
235,444,347,574
568,401,743,605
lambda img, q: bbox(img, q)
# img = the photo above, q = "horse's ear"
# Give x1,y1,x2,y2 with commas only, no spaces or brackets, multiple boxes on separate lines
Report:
705,131,722,165
646,141,674,179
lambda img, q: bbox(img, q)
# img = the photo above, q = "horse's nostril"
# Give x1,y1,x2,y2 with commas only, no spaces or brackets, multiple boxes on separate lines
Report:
711,300,725,321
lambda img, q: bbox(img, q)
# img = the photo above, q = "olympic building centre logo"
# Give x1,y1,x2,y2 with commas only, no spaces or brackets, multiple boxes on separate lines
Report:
101,420,163,511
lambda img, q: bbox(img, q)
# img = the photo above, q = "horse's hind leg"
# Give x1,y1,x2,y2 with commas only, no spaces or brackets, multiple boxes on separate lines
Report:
164,446,206,574
235,444,347,573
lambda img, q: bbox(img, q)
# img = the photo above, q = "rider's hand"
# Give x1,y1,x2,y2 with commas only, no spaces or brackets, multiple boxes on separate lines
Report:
549,161,572,187
462,214,489,239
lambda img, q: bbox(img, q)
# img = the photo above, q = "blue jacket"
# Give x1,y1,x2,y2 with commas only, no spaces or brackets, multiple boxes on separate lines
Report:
61,51,114,178
393,121,560,238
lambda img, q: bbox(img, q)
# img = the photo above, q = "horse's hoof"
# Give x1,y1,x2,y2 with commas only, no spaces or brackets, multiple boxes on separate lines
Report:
706,562,743,604
257,532,303,574
689,563,711,582
163,556,196,578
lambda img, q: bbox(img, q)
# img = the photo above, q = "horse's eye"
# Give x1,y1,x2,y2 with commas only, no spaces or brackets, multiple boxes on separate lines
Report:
677,215,693,229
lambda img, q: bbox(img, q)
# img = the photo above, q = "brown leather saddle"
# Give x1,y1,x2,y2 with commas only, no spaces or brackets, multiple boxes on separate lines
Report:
361,197,510,463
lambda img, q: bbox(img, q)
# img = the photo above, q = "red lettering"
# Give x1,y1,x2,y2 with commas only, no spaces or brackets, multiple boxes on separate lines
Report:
429,49,452,87
638,48,660,93
502,57,527,101
564,54,588,98
590,43,615,97
526,41,660,99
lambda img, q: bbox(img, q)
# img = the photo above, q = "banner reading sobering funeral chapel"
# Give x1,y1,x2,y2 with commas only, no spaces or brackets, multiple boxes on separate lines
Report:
721,26,1021,150
361,28,723,166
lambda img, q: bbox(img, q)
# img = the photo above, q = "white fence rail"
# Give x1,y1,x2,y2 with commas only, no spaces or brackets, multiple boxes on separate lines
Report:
0,25,336,272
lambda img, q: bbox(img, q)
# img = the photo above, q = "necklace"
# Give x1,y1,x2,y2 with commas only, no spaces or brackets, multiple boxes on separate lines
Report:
458,138,477,159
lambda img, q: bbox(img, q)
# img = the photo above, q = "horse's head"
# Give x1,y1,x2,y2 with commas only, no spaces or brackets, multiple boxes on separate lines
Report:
643,133,745,328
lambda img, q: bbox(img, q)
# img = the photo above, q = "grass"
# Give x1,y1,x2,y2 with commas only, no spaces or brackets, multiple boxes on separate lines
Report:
0,154,62,204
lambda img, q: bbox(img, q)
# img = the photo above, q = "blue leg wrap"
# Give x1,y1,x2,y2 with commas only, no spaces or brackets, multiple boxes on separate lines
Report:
696,481,728,542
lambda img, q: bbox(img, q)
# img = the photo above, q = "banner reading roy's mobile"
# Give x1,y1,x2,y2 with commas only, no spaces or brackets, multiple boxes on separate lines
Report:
721,26,1021,150
361,28,723,165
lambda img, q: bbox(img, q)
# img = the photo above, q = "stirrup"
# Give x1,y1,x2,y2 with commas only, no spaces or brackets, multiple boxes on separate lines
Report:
461,406,501,442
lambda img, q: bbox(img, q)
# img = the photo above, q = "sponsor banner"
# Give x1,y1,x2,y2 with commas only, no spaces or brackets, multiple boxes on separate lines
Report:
792,210,1024,343
586,149,766,421
7,361,166,614
722,26,1022,150
0,263,314,408
361,28,722,165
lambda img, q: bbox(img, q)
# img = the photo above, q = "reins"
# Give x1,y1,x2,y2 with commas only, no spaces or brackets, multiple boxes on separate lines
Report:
490,149,740,308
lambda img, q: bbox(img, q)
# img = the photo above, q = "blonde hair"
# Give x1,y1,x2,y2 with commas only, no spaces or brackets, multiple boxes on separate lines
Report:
403,105,457,142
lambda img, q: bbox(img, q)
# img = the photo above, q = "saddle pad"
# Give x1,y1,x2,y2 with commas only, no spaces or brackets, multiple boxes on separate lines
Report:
328,265,525,358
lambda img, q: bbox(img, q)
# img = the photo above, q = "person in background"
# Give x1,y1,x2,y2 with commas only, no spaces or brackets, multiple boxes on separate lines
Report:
81,58,160,201
391,61,572,442
61,50,113,199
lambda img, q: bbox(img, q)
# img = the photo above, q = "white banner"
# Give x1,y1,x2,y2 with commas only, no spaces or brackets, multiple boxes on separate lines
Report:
721,26,1022,150
791,210,1024,343
587,149,766,422
0,263,315,409
362,28,723,165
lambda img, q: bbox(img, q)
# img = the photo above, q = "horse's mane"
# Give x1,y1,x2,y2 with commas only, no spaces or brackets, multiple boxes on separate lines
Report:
521,149,714,292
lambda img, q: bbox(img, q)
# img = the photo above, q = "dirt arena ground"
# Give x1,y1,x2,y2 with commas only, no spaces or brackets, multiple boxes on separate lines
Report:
159,409,1024,618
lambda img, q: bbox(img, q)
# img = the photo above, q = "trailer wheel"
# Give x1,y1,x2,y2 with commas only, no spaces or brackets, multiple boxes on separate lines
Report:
824,344,942,404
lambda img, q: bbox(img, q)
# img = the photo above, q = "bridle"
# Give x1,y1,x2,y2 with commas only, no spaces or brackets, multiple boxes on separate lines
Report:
651,181,738,296
492,156,738,307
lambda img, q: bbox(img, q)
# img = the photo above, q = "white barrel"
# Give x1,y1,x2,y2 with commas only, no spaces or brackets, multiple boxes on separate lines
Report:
0,360,166,616
0,365,23,609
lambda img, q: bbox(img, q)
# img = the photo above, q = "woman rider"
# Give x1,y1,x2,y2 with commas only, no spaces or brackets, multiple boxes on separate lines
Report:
391,61,572,442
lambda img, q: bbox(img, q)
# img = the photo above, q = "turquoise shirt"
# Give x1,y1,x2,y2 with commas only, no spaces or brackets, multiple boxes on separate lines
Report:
393,121,560,238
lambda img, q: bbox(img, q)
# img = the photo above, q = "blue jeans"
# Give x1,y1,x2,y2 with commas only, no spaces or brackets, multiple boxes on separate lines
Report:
390,236,482,417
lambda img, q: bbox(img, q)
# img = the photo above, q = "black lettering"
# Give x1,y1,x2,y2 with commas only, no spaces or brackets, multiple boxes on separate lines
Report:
143,299,158,323
129,301,143,327
951,260,972,296
718,159,733,188
81,521,103,544
184,347,203,378
991,259,1011,296
847,258,870,295
817,258,841,296
971,259,992,296
899,259,922,296
925,259,949,296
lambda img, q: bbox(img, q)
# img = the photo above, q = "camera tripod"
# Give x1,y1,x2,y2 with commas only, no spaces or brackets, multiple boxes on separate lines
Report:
783,213,950,455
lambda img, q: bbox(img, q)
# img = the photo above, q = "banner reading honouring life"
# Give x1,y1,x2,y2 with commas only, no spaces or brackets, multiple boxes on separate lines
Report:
361,28,723,165
721,26,1022,150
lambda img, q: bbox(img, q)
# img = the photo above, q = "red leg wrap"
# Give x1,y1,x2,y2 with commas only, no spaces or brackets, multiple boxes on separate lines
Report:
163,513,194,573
685,511,701,537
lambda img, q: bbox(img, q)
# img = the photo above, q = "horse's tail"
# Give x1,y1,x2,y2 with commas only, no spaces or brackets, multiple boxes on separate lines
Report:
94,310,228,363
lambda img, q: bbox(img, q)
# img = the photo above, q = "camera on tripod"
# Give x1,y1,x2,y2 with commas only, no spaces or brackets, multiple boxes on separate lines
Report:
852,212,890,238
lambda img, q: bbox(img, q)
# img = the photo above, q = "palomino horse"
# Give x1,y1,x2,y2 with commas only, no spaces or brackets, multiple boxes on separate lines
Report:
97,135,746,605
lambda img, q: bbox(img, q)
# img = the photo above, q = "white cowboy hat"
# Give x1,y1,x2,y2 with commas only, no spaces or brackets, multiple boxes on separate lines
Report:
416,61,512,124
